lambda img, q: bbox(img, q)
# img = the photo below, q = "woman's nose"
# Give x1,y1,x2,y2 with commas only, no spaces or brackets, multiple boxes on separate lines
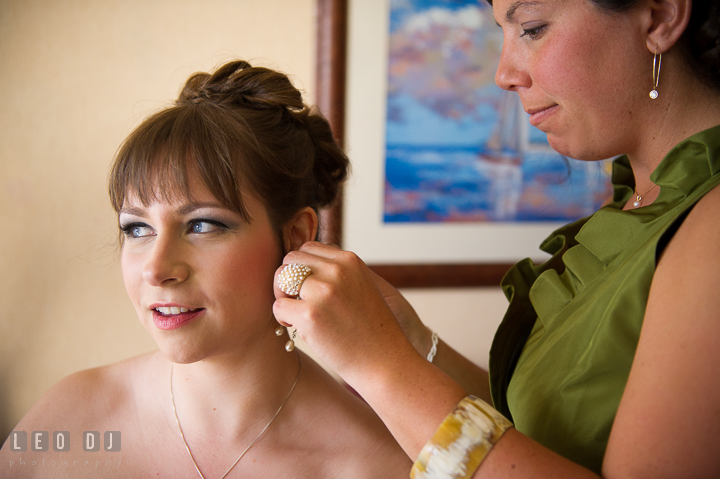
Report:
495,42,529,92
142,237,189,286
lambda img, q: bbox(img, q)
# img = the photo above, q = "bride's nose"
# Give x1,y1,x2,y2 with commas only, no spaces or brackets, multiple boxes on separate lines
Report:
142,235,189,286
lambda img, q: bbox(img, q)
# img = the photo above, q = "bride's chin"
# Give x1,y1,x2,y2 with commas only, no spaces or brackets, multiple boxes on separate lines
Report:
156,342,208,365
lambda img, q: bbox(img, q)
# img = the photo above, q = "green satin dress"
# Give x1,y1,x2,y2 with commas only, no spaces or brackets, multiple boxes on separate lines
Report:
488,124,720,473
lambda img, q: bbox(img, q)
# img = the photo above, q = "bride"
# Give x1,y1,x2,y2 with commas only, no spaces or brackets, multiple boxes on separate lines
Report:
2,60,411,478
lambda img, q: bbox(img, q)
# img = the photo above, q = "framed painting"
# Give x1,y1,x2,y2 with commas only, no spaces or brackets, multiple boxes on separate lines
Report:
316,0,612,287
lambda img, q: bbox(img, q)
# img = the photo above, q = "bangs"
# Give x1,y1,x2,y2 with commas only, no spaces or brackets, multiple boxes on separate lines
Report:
109,104,250,221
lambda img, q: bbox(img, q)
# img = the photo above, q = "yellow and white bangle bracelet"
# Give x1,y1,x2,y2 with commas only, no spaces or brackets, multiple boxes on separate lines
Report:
410,396,513,479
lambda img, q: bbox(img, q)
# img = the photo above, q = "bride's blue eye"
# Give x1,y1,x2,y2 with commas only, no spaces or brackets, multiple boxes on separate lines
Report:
120,223,154,238
189,219,226,234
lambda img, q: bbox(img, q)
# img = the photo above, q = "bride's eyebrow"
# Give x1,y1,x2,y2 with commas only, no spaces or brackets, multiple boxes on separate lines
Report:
119,206,146,217
176,202,227,215
119,201,227,217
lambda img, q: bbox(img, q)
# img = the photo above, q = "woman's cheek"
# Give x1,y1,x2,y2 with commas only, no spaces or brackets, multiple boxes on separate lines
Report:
120,252,144,308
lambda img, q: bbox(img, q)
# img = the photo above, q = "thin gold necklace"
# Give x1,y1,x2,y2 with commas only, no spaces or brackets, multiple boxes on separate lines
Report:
633,183,659,208
170,355,301,479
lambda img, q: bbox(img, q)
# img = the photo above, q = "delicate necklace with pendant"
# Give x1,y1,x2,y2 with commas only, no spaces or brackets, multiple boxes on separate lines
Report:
633,183,659,208
170,355,301,479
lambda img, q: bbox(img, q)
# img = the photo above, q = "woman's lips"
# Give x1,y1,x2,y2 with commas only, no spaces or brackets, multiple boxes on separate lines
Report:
527,104,559,127
152,308,205,330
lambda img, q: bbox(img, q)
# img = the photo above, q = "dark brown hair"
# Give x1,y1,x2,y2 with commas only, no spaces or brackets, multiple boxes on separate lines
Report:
109,60,348,240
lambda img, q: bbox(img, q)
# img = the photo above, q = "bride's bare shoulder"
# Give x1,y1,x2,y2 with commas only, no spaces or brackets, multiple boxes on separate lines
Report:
0,353,166,478
9,352,162,433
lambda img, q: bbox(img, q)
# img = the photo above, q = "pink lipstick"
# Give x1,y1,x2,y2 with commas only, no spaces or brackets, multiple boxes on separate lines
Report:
150,305,205,330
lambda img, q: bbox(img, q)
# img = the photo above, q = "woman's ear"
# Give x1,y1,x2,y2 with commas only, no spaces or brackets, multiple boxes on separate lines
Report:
645,0,691,53
283,207,319,252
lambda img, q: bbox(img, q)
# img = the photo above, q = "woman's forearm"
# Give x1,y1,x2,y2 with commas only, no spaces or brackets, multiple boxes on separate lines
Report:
354,351,600,479
474,428,600,479
371,270,492,402
352,347,469,457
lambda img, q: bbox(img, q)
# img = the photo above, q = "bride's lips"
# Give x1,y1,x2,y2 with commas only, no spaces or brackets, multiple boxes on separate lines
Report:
149,303,205,330
527,104,559,127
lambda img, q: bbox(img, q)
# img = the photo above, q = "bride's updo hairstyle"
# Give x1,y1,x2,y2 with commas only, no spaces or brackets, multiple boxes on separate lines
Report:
109,60,348,243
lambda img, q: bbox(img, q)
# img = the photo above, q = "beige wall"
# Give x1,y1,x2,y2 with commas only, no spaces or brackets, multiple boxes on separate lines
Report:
0,0,507,444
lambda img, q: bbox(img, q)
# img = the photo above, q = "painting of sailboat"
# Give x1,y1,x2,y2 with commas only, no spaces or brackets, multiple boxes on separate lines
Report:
383,0,612,224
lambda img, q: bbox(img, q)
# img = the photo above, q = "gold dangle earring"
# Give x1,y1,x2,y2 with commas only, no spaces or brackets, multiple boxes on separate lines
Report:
649,47,662,99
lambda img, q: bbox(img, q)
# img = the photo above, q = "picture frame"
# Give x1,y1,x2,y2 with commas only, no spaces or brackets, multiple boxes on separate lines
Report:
315,0,606,287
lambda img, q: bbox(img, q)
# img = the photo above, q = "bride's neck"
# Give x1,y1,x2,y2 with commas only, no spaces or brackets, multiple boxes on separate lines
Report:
167,341,301,440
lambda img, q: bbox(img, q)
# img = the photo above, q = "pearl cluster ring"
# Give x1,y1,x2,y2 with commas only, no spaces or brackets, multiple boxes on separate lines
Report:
278,263,313,296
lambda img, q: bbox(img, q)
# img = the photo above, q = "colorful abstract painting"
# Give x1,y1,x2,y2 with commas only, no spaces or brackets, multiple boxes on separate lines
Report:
384,0,612,223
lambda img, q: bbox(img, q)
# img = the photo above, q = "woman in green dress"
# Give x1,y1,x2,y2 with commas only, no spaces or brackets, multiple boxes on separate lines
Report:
273,0,720,477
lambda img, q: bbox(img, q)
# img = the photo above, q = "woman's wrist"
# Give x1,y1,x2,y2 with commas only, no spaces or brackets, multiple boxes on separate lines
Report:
411,395,513,479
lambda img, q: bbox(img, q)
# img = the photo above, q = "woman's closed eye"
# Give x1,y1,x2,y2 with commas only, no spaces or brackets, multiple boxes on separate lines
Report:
121,222,155,239
520,22,547,40
189,218,228,234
